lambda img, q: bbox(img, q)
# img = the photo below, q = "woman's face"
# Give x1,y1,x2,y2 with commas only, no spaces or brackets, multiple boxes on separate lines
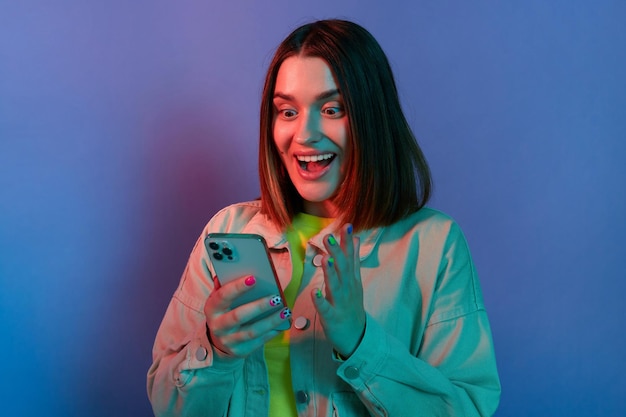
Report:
272,56,350,218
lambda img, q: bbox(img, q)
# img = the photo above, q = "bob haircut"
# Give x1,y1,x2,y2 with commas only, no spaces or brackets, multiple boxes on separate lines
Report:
259,19,432,231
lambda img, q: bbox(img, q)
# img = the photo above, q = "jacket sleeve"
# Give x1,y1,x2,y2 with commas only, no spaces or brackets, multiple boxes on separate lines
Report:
146,233,245,417
337,222,501,417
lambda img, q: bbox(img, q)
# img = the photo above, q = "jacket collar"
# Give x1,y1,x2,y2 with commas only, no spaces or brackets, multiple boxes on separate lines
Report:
240,209,383,261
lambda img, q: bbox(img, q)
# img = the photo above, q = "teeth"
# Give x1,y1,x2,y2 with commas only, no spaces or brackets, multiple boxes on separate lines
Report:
296,153,334,162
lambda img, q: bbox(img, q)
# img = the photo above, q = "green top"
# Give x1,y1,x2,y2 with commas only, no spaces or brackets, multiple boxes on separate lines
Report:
264,212,334,416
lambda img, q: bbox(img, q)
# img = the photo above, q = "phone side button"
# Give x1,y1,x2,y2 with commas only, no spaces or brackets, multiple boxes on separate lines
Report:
294,316,310,330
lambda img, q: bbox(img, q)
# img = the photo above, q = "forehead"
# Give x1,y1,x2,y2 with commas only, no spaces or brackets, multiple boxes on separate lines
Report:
274,56,338,96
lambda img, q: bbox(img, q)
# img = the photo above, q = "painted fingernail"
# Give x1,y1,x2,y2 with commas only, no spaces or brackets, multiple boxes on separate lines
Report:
315,289,323,299
328,257,335,267
328,234,337,246
347,224,353,235
244,276,256,286
269,295,282,307
280,307,292,320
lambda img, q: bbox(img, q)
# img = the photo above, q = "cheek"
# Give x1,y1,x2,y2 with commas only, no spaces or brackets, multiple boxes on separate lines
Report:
339,126,351,173
273,122,291,154
336,123,350,155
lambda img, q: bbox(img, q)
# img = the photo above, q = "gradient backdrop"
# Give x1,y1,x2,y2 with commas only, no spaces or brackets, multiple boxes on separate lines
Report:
1,1,625,416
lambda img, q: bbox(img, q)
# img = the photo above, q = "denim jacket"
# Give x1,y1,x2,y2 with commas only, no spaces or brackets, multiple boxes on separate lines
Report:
147,201,501,416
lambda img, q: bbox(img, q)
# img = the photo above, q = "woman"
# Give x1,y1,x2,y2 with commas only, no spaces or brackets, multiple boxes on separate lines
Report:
148,19,501,416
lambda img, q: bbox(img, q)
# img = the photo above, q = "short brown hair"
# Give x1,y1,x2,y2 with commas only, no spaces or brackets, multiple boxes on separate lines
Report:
259,19,431,231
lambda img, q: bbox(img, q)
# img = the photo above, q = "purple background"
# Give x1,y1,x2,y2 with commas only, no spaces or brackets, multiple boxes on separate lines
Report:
1,1,624,416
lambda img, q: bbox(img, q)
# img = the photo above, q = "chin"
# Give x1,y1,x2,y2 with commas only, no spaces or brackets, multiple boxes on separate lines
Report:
296,186,337,203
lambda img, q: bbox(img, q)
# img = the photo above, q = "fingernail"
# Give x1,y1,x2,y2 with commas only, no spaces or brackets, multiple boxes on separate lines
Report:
328,257,334,267
347,224,353,235
328,234,337,246
315,289,323,298
269,295,282,307
244,276,256,286
280,308,292,320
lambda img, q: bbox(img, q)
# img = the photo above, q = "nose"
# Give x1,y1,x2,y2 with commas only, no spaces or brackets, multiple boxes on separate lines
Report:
294,110,321,144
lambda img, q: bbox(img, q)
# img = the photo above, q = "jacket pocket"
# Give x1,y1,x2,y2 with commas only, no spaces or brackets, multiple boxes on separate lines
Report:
331,392,371,417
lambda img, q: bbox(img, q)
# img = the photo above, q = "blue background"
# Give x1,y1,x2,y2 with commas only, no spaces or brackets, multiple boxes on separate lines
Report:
1,1,624,416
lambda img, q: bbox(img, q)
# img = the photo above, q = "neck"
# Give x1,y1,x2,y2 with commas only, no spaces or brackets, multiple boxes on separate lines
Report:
303,200,338,219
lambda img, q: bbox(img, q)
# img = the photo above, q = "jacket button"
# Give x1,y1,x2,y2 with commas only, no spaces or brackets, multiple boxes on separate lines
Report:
312,254,323,267
294,316,310,330
295,390,309,404
195,346,208,361
344,366,360,380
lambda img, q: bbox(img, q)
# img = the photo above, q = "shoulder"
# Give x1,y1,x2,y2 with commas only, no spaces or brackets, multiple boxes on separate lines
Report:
408,206,455,226
202,200,282,239
375,207,471,258
392,207,463,239
202,200,263,233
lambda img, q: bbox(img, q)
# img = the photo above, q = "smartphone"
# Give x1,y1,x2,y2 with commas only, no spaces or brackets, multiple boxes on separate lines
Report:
204,233,290,330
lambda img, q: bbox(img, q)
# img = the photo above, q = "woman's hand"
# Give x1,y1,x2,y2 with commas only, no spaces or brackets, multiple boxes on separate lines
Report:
312,224,366,358
204,275,290,358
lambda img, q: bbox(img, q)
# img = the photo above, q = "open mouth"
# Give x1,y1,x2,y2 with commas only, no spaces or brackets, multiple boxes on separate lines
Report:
296,153,336,172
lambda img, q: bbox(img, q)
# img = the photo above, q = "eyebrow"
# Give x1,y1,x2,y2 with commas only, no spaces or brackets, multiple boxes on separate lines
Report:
273,89,341,102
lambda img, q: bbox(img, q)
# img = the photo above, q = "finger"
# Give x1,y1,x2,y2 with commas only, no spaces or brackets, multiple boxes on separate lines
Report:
228,327,284,357
341,223,355,263
338,224,362,286
323,224,355,286
323,233,347,284
216,294,287,332
311,288,332,317
212,274,222,290
353,235,361,281
324,224,354,269
219,306,291,345
323,232,340,258
209,275,258,311
320,255,339,304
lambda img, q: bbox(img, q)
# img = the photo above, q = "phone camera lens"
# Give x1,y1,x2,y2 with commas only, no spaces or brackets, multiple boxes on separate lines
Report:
213,252,223,260
222,247,233,256
209,242,219,250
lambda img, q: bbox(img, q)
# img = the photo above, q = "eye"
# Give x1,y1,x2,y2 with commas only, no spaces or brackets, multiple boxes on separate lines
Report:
322,104,344,118
277,108,298,120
